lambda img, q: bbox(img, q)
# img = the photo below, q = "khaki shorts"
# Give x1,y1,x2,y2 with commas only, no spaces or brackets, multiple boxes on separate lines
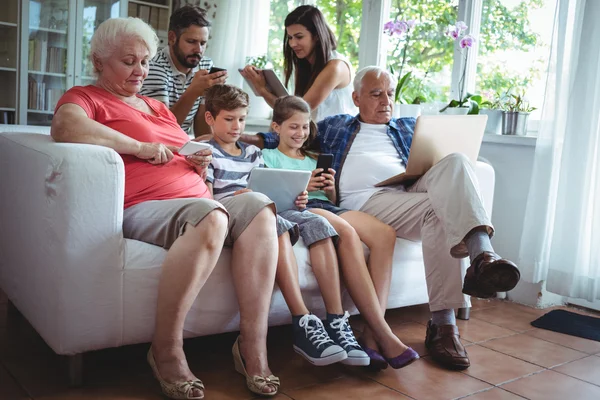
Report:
123,192,274,249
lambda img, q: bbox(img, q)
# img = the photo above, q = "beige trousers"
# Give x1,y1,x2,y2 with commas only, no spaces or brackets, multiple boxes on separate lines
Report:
360,153,494,312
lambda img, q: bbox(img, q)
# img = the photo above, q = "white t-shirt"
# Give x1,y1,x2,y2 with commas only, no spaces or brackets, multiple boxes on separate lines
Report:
311,51,358,122
339,122,406,210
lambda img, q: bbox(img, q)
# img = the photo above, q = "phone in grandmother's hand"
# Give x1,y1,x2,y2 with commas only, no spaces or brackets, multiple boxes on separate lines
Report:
316,154,334,177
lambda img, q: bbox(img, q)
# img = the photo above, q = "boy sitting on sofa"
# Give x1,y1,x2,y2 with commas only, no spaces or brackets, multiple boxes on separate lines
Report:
203,84,417,372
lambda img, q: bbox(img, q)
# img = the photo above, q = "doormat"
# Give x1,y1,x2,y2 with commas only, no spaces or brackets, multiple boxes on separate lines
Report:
531,309,600,342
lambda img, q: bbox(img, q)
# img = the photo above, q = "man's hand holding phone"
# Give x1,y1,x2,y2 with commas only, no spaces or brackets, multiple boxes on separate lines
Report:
190,67,228,97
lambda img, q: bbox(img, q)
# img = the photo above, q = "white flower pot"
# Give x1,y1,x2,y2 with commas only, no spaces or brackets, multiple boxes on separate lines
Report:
480,109,503,135
393,103,421,118
442,107,469,115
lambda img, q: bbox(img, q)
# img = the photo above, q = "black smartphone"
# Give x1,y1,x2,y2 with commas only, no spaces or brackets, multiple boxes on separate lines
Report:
316,154,334,177
209,66,226,74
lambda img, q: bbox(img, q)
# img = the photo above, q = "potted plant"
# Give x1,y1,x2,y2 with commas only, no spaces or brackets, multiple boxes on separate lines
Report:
501,92,536,135
479,92,505,134
384,19,423,118
390,70,427,118
244,55,272,119
439,21,481,115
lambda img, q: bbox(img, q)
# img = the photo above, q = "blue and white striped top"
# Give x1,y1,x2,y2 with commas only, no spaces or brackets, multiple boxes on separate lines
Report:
206,139,264,201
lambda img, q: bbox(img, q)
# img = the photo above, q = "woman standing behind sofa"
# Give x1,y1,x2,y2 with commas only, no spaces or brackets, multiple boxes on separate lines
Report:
241,5,357,122
51,17,281,399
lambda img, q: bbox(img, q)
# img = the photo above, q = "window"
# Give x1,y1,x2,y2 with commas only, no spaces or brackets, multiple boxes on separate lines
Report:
475,0,556,121
386,0,459,103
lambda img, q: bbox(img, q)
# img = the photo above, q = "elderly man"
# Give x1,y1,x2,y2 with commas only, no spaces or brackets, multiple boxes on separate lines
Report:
249,66,520,370
140,5,227,137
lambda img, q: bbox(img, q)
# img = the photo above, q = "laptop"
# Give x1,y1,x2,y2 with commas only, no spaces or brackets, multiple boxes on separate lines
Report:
248,168,312,211
375,115,488,187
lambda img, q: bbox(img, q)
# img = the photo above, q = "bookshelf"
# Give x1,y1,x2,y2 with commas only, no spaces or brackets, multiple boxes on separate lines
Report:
0,0,173,126
0,0,20,124
127,0,171,48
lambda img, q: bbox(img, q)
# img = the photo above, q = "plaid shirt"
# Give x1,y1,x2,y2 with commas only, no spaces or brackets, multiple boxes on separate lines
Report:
259,114,416,204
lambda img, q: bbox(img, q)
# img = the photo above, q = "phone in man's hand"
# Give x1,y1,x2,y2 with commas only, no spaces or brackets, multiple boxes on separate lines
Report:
316,154,334,177
209,66,226,74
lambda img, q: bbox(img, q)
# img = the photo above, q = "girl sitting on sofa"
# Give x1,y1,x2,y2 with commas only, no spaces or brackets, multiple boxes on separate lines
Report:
262,96,419,370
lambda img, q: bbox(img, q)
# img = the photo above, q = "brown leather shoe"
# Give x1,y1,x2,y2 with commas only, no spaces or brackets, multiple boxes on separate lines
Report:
462,251,521,299
425,321,470,370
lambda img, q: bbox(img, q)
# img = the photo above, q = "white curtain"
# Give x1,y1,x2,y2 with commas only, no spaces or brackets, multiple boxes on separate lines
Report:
204,0,270,89
518,0,600,301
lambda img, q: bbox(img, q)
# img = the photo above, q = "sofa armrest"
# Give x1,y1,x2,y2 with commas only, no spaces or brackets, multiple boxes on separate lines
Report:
0,132,126,354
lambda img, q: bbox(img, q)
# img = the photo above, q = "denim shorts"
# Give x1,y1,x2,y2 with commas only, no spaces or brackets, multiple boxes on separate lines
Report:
306,199,349,216
279,209,338,246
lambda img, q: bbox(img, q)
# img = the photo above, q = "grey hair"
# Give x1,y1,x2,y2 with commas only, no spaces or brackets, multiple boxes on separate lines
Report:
353,66,397,93
90,17,158,73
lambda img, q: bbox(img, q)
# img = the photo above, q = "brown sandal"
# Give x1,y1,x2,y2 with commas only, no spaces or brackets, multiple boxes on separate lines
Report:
147,348,205,399
232,336,280,397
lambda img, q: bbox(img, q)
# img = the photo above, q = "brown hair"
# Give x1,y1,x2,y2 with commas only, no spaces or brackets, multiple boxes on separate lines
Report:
272,96,319,158
169,5,211,38
284,6,337,97
204,84,249,117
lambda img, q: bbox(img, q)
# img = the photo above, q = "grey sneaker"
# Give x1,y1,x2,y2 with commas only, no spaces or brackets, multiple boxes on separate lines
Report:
292,314,347,366
325,311,370,366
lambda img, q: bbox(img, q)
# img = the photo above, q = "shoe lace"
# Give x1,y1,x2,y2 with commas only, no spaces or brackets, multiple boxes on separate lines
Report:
299,314,335,349
329,311,359,348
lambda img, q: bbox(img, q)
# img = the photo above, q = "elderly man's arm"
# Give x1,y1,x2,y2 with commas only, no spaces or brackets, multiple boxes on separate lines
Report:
51,104,173,164
240,131,282,149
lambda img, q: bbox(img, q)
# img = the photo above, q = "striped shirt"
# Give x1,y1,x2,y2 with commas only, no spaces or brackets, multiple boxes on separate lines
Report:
140,47,213,134
206,139,264,201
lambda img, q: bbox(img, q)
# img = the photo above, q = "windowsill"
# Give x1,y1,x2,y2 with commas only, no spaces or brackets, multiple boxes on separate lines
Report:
482,134,538,147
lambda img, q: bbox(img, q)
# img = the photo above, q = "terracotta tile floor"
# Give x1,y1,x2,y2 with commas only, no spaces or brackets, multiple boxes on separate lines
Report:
1,290,600,400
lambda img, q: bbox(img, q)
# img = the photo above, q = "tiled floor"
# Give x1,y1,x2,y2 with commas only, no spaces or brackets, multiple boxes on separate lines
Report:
1,290,600,400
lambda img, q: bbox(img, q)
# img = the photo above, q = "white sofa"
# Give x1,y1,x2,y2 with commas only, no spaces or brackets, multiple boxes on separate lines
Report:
0,126,495,361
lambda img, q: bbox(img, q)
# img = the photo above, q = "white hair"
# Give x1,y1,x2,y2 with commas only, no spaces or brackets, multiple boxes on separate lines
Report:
353,66,397,93
90,17,158,73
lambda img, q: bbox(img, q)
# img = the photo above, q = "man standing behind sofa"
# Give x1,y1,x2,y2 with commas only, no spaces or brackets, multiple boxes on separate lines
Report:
247,66,521,371
141,5,227,137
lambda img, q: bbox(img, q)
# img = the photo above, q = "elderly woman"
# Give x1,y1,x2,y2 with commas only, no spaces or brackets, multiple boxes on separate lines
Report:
51,18,280,399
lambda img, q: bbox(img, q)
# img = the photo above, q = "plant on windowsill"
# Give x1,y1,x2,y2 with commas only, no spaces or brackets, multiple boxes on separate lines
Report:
479,91,506,135
383,19,425,118
501,92,536,135
439,21,481,115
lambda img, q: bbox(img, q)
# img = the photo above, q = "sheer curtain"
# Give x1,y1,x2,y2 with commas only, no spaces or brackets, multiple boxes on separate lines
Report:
518,0,600,301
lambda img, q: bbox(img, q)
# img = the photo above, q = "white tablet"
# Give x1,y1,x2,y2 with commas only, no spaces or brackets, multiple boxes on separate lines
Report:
247,168,311,212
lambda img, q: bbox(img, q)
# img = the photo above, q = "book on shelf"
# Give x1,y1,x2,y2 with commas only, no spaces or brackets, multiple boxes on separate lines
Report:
138,5,151,23
149,6,160,31
1,111,16,125
128,2,137,17
157,8,169,37
28,77,64,111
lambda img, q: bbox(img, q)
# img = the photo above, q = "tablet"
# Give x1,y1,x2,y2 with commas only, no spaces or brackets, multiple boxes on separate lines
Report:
239,68,289,98
247,168,311,212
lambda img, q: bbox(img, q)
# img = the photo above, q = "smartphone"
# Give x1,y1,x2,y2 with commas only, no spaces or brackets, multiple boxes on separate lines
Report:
178,141,213,156
209,66,226,74
316,154,334,177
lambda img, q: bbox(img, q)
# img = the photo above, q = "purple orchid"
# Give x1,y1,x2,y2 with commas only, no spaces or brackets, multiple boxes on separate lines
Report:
445,26,459,39
383,19,416,37
383,20,396,36
460,35,475,48
456,21,468,32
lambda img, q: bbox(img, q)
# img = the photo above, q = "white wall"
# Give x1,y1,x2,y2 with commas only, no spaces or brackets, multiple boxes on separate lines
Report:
480,136,564,307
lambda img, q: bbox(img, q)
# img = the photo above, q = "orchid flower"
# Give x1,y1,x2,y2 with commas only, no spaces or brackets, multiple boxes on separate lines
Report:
460,35,475,48
456,21,468,32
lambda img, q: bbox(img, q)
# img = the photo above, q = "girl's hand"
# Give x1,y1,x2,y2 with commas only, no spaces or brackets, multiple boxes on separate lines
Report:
307,169,326,191
295,191,309,210
321,168,336,194
240,65,269,96
234,188,253,196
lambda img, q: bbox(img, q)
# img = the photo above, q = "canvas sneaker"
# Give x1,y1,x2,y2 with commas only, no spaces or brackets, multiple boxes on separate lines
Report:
324,311,370,366
292,314,347,366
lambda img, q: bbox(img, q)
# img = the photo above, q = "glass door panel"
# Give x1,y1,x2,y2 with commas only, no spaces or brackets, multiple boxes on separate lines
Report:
79,0,121,85
27,0,70,125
